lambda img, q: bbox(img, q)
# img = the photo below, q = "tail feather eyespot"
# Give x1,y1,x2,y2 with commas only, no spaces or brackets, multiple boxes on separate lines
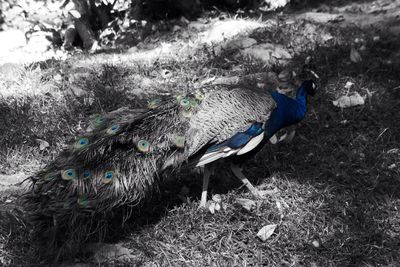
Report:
195,91,204,101
106,124,120,135
77,196,89,208
93,115,106,126
179,98,190,107
61,169,77,180
173,135,185,148
103,171,115,184
175,94,185,102
43,173,57,181
63,200,72,209
181,109,193,118
190,98,199,108
137,139,151,153
81,170,92,180
74,138,89,149
148,98,161,109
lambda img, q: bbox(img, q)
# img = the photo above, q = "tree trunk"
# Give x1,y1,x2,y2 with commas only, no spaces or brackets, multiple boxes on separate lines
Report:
74,16,97,50
63,25,77,50
71,0,97,50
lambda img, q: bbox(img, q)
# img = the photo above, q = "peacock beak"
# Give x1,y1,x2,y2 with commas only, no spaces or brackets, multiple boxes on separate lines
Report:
308,80,318,96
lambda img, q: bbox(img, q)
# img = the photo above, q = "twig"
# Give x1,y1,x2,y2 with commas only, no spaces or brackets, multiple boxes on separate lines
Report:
375,128,388,141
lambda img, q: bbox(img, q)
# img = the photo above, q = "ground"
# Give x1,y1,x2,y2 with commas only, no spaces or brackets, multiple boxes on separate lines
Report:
0,0,400,266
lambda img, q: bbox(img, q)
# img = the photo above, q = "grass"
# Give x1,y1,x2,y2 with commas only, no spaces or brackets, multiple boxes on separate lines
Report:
1,2,400,266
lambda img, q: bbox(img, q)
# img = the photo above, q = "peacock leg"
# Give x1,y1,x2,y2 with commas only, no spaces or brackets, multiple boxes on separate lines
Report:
230,164,266,199
199,165,211,208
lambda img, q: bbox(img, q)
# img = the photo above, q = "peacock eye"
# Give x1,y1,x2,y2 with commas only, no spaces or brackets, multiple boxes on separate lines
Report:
190,98,199,108
74,137,89,149
181,109,193,118
81,170,92,180
195,91,204,101
180,98,190,107
43,173,57,181
61,169,77,180
106,124,120,135
175,94,184,102
77,196,89,207
63,201,72,209
103,171,115,184
173,135,185,148
148,98,161,109
93,115,106,126
137,139,150,153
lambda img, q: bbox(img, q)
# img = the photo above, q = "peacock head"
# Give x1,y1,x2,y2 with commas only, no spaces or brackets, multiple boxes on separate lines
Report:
301,80,318,96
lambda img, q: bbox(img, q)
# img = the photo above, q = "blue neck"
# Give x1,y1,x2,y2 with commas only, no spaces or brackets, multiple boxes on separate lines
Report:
266,85,309,139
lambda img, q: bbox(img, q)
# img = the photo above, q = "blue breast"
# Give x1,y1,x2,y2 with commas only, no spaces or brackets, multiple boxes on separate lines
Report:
266,91,307,139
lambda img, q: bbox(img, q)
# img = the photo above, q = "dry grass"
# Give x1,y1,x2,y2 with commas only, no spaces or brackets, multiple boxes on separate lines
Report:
1,3,400,266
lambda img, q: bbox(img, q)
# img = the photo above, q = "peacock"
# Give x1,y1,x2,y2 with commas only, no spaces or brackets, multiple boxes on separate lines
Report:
22,79,317,262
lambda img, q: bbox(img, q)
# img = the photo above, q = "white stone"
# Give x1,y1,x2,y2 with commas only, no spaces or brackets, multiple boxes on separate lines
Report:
242,43,291,64
25,32,52,53
202,19,265,44
332,92,365,108
224,37,257,50
0,30,26,51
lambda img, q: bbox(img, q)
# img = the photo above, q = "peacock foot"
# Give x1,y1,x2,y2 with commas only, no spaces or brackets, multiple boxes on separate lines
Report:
198,199,207,209
198,194,223,214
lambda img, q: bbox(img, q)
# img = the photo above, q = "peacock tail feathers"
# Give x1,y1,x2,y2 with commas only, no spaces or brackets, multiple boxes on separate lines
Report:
23,92,205,261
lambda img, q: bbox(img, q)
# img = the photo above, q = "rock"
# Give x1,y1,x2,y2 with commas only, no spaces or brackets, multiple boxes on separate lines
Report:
25,31,52,53
299,12,345,24
242,43,291,65
259,0,290,11
344,81,354,89
202,19,265,44
312,240,320,248
224,37,257,50
128,46,139,53
0,30,26,51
